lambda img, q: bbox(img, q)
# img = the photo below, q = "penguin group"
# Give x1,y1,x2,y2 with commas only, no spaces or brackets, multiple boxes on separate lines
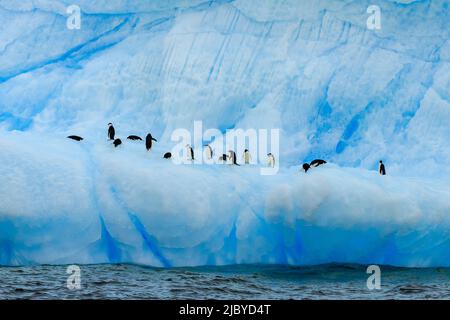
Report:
68,123,162,155
66,123,386,175
67,124,277,166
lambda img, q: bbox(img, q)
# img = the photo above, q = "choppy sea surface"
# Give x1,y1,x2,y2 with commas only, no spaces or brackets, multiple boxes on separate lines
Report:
0,264,449,300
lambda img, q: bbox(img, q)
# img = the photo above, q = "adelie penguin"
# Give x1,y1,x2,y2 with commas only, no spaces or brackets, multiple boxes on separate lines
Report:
113,138,122,148
145,133,157,151
310,159,327,167
379,160,386,175
228,150,239,165
186,144,194,161
127,135,142,141
205,144,213,160
303,159,326,173
108,123,115,140
67,135,83,141
163,152,172,159
267,153,275,168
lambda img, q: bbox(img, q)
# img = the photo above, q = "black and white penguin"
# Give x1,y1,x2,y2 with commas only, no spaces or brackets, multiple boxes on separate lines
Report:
108,123,115,140
243,149,252,164
205,144,213,160
113,138,122,148
186,144,194,161
145,133,157,151
267,153,275,168
67,135,83,141
310,159,327,167
228,150,239,165
379,160,386,175
127,135,142,141
163,152,172,159
302,163,310,173
219,154,228,162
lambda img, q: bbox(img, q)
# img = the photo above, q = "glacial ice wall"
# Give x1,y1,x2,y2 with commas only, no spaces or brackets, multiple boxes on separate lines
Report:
0,0,449,267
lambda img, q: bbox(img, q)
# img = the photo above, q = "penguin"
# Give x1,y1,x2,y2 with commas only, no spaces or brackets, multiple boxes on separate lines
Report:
219,154,228,162
242,149,252,164
205,144,213,160
146,133,157,151
267,153,275,168
67,135,83,141
113,138,122,148
127,135,142,141
310,159,327,167
186,144,195,161
163,152,172,159
379,160,386,175
108,123,115,140
228,150,239,165
302,163,310,173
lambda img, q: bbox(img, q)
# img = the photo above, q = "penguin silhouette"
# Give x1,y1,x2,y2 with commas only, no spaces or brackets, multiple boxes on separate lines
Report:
310,159,327,167
108,123,115,140
302,163,310,173
67,135,83,141
219,154,228,162
127,135,142,141
163,152,172,159
146,134,157,151
113,139,122,148
379,160,386,175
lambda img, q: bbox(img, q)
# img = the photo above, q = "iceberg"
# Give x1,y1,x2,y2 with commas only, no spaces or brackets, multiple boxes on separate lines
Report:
0,0,449,267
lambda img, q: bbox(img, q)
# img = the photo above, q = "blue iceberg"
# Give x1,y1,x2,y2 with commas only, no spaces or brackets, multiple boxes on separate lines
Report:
0,0,449,267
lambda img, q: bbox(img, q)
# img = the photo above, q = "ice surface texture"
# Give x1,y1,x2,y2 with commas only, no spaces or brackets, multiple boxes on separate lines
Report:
0,0,449,267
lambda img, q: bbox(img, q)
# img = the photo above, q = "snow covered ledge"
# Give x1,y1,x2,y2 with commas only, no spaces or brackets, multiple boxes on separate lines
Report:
1,131,449,267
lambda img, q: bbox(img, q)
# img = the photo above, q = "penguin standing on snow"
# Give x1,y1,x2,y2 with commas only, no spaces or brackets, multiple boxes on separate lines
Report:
267,153,275,168
379,160,386,175
145,133,157,151
228,150,239,165
242,149,252,164
186,144,195,161
108,123,115,140
205,144,213,160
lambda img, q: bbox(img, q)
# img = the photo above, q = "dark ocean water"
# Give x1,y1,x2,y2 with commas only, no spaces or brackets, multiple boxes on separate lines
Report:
0,264,449,300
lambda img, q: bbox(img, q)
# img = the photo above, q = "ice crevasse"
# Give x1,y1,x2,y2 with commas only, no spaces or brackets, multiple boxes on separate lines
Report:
0,0,449,267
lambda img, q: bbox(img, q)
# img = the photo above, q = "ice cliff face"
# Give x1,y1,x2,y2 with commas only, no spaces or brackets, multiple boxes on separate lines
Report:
0,0,449,267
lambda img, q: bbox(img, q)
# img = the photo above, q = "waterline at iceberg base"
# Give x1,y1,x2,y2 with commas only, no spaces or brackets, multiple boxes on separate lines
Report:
1,133,449,268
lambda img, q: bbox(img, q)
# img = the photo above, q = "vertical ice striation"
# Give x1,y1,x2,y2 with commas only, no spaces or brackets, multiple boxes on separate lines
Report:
0,0,449,267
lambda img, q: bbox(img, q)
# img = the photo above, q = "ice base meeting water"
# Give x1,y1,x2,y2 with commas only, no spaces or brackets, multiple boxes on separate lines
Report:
1,264,449,300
